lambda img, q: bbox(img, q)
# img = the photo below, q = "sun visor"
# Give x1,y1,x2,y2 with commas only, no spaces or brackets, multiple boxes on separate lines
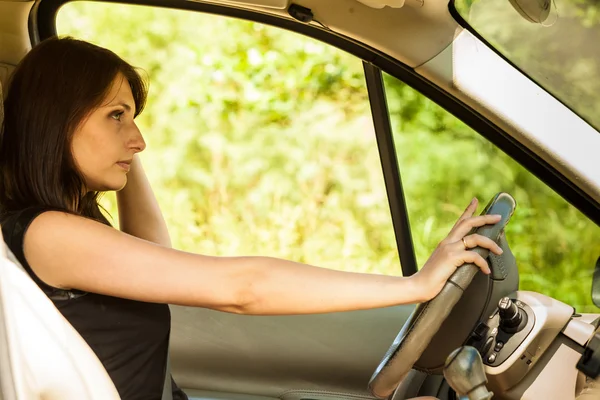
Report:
355,0,405,8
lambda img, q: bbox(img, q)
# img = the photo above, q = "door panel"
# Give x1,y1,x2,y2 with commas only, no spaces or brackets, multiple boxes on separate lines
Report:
170,305,415,397
185,390,277,400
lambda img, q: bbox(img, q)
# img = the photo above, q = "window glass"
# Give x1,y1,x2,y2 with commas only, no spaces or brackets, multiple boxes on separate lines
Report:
57,3,402,275
383,73,600,311
453,0,600,132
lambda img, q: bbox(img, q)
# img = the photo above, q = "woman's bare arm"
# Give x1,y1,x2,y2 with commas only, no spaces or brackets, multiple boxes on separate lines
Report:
23,210,422,313
116,154,171,247
23,199,502,315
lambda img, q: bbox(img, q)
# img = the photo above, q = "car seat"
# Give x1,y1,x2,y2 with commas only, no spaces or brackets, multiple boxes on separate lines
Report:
0,78,121,400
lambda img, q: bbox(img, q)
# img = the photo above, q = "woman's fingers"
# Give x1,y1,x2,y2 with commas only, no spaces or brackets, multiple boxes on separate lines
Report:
451,197,478,231
445,233,503,277
448,214,502,242
420,198,506,293
461,234,503,255
457,251,491,275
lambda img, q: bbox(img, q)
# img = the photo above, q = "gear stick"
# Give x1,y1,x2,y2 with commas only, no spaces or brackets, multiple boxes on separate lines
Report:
444,346,493,400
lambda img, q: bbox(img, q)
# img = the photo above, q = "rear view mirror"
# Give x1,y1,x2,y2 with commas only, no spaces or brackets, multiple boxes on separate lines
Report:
592,256,600,308
508,0,552,24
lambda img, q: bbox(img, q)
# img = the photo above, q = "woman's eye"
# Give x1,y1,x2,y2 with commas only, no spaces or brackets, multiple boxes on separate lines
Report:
111,111,124,121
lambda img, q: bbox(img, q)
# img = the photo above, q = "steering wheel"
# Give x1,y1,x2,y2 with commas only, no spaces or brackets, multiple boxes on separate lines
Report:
368,193,516,399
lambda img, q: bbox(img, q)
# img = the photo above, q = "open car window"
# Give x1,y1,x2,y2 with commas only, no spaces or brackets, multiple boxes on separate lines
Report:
56,0,600,311
382,72,600,313
453,0,600,132
56,2,404,276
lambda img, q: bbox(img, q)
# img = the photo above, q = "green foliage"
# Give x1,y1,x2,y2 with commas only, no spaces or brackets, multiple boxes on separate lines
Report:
57,3,400,275
386,75,600,311
57,2,599,311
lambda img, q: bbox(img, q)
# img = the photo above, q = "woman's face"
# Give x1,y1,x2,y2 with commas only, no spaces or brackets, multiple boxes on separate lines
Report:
71,73,146,192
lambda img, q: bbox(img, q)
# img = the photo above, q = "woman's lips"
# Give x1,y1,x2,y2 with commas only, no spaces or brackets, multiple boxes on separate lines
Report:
117,162,131,171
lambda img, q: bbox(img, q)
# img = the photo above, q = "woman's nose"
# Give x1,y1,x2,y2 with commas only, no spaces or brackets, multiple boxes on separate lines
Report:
128,123,146,153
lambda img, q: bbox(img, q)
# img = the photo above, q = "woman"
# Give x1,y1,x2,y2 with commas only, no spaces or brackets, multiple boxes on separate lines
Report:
0,37,502,400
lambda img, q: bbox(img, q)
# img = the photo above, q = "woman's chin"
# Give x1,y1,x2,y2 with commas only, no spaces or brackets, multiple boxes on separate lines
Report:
96,178,128,192
114,178,128,191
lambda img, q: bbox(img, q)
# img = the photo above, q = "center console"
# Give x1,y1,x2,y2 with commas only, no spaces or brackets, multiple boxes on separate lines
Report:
465,291,596,399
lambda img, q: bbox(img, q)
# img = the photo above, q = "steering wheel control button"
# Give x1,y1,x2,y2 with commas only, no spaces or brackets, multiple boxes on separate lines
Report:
515,300,524,308
487,353,497,363
498,297,524,333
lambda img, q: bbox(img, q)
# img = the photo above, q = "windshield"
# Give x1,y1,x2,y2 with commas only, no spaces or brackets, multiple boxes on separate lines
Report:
453,0,600,132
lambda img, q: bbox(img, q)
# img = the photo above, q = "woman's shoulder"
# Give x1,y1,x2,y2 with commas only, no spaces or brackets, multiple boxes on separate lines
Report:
2,206,48,239
0,206,79,295
1,206,65,243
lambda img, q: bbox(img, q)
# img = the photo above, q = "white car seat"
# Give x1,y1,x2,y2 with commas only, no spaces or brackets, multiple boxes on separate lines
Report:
0,80,121,400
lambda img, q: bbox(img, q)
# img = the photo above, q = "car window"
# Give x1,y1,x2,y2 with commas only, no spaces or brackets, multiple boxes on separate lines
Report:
453,0,600,132
382,73,600,312
56,3,403,276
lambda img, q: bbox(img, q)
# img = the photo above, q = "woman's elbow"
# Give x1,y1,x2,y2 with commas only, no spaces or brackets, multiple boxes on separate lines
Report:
216,285,258,315
213,257,262,315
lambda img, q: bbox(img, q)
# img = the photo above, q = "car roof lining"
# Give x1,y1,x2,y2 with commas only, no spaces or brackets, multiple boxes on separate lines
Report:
0,0,457,71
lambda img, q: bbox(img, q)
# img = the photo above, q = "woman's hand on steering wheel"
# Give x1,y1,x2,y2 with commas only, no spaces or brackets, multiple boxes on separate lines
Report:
412,198,504,303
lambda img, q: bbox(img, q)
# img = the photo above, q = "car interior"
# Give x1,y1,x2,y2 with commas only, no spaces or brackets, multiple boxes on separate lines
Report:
1,0,600,399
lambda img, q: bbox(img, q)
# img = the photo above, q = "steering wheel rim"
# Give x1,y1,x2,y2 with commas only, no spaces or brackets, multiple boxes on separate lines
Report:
368,193,516,399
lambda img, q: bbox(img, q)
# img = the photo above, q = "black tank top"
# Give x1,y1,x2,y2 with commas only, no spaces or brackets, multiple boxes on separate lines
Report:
1,207,188,400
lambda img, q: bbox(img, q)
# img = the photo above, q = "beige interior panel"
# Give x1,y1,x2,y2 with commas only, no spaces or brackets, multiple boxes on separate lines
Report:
562,318,597,347
186,0,458,68
577,314,600,325
170,304,413,397
415,30,600,204
500,335,582,400
485,291,575,393
0,0,33,75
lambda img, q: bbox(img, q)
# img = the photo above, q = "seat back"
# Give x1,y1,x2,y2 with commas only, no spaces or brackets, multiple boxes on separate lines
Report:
0,80,120,400
0,234,121,400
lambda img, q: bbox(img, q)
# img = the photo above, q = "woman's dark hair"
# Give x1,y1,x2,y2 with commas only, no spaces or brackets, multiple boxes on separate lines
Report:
0,36,147,223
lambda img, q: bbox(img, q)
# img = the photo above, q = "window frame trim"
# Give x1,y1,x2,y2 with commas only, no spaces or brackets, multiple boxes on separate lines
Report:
363,62,418,275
